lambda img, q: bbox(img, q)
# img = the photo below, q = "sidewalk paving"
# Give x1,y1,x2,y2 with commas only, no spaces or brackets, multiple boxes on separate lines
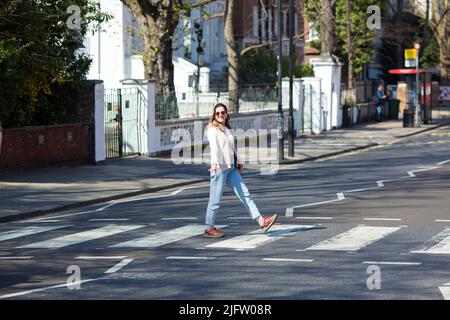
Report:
1,119,449,222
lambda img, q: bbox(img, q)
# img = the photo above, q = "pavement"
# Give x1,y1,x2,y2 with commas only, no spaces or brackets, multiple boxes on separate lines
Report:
1,117,449,223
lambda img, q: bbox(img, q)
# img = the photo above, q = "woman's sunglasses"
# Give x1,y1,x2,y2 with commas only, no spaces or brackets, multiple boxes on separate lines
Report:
215,111,226,116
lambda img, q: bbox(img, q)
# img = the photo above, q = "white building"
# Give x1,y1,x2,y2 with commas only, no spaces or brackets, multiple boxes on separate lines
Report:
82,0,226,91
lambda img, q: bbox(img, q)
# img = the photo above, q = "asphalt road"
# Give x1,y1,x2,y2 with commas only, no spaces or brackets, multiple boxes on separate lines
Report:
1,125,450,300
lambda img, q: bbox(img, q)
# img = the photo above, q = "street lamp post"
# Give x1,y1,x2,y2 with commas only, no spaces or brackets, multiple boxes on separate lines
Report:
414,42,421,127
277,0,284,161
288,0,294,157
194,21,204,117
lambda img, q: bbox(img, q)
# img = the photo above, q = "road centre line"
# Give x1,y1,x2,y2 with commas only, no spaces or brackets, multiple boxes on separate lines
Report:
76,256,127,260
436,220,450,222
0,279,101,300
0,256,33,260
362,261,422,266
437,159,450,165
295,217,334,220
364,218,402,221
104,258,134,274
262,258,314,263
166,256,215,260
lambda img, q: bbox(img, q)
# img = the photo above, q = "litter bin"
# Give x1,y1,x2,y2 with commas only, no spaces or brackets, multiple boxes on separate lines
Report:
342,105,351,127
403,109,415,127
388,99,400,120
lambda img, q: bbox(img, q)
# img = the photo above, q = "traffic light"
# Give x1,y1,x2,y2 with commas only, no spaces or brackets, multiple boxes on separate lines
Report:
194,22,203,42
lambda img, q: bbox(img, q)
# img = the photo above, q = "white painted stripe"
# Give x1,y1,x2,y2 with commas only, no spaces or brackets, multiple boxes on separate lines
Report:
111,224,228,248
364,218,402,221
0,279,100,300
407,171,416,177
377,180,384,187
0,256,33,260
437,160,450,166
89,219,130,221
292,198,342,209
362,261,422,266
206,224,316,250
435,220,450,223
344,187,378,193
161,217,198,220
17,225,144,249
262,258,314,262
295,217,333,220
285,208,294,217
440,287,450,300
411,228,450,254
20,220,62,223
337,193,345,200
306,226,401,252
412,166,439,173
75,256,126,260
0,226,68,242
166,256,216,260
226,217,252,220
104,258,133,274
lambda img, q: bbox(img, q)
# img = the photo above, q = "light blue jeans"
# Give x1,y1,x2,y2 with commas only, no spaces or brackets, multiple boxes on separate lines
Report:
205,167,261,228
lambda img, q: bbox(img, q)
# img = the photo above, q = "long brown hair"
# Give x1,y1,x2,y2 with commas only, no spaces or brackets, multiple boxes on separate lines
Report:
208,103,231,131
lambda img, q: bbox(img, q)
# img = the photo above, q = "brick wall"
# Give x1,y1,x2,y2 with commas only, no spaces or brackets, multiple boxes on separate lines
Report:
0,123,93,171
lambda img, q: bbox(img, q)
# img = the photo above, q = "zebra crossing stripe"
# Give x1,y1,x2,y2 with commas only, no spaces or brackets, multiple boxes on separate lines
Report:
111,224,228,248
439,284,450,300
206,224,316,250
0,226,68,243
306,226,401,252
17,225,144,249
411,228,450,255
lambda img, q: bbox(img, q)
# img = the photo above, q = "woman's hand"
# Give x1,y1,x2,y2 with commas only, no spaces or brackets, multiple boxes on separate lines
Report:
209,164,218,174
237,163,244,173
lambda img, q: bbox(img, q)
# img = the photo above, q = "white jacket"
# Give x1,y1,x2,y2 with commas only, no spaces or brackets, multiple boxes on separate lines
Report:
206,125,242,170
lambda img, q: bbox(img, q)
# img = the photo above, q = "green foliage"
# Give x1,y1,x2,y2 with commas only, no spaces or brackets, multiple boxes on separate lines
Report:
239,48,314,86
0,0,110,128
303,0,382,81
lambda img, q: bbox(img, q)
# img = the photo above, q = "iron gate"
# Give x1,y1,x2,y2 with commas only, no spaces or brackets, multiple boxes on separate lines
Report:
104,88,140,159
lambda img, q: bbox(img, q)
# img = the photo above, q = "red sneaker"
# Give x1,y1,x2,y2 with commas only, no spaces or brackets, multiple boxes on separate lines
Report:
260,214,278,232
204,228,225,238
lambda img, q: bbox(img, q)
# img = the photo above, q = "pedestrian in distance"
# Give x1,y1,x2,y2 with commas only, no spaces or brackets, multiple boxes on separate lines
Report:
204,103,278,238
375,84,388,122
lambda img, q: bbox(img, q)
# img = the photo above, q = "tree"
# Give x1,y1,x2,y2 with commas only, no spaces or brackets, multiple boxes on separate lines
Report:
0,0,109,127
412,0,450,84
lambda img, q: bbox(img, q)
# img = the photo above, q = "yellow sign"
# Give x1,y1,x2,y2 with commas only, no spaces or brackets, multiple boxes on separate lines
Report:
405,49,417,59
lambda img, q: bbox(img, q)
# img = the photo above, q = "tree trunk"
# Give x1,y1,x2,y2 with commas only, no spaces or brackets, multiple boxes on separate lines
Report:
439,43,450,85
320,0,337,58
122,0,180,118
345,0,354,89
224,0,239,113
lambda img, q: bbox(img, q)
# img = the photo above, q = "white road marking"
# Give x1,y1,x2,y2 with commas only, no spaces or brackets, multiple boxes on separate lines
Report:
0,226,68,242
89,219,130,221
161,217,198,220
437,159,450,166
262,258,314,262
377,180,384,187
295,217,333,220
407,171,416,177
166,256,216,260
291,198,343,209
363,218,402,221
0,279,101,300
439,284,450,300
206,224,316,250
75,256,127,260
285,208,294,217
0,256,33,260
306,226,401,252
19,220,62,223
111,224,228,248
435,220,450,223
17,225,144,249
104,258,134,274
344,187,378,193
411,228,450,255
362,261,422,266
226,217,252,220
337,193,345,200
